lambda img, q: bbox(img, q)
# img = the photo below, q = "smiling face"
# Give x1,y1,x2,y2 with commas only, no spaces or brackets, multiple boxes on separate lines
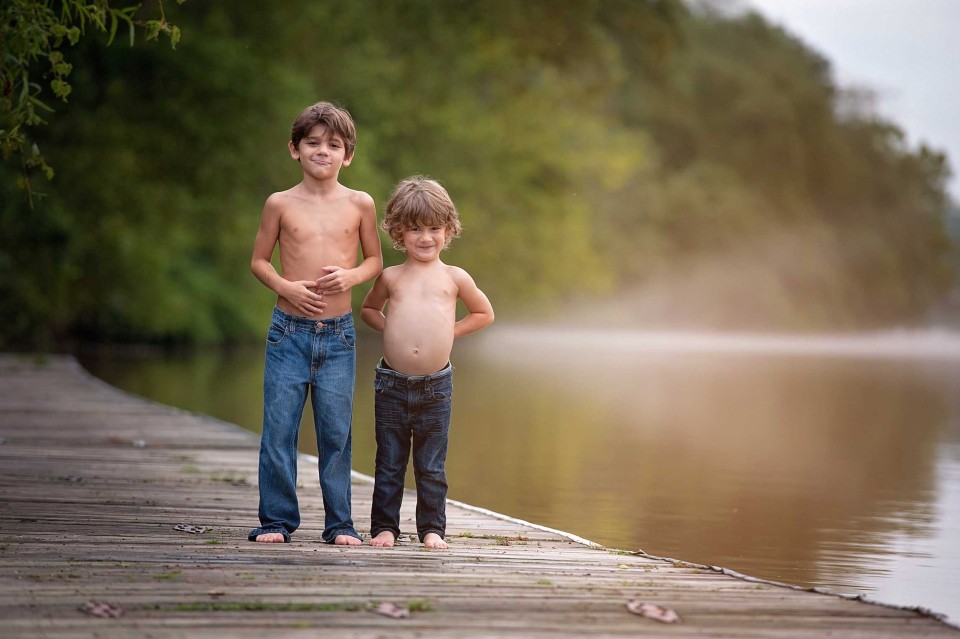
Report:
382,177,462,252
288,124,351,180
401,224,450,263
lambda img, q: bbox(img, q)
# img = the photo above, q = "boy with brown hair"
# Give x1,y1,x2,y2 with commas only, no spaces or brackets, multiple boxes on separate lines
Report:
361,176,494,549
248,101,382,545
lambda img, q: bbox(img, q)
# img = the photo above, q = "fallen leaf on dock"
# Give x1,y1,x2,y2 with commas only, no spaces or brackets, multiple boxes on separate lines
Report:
174,524,209,534
78,601,124,618
626,599,681,623
106,436,148,448
373,602,410,619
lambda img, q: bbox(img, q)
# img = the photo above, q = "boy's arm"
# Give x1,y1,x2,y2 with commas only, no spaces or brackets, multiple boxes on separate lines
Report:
251,195,327,316
316,192,384,293
359,273,389,332
451,268,494,339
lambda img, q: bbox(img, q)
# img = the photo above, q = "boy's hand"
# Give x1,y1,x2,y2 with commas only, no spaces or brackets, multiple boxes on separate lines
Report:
284,280,328,316
315,266,355,294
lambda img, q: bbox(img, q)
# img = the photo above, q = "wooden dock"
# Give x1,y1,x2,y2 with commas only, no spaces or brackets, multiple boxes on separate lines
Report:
0,353,955,638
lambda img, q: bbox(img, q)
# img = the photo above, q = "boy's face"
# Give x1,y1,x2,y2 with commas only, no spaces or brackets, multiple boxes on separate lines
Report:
288,124,351,179
401,224,449,263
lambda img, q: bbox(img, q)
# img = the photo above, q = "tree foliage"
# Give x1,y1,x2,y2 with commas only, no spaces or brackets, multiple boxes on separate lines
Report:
1,0,182,205
0,0,955,348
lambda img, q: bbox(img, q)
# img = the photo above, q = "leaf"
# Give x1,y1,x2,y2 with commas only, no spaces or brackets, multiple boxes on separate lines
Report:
108,11,118,45
174,524,209,534
373,602,410,619
79,601,124,618
625,600,681,623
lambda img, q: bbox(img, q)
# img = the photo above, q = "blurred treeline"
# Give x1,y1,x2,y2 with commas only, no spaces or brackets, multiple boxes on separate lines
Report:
1,0,956,347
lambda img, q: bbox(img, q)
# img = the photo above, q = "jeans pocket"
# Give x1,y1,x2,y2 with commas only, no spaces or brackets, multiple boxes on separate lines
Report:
339,327,356,350
266,321,286,346
429,382,452,402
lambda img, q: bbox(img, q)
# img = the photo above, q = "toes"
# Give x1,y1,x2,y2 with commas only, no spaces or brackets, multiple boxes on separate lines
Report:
369,532,396,547
423,533,448,549
255,533,286,543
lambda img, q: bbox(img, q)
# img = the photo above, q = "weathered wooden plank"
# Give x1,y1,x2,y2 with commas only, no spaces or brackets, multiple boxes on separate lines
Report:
0,354,955,638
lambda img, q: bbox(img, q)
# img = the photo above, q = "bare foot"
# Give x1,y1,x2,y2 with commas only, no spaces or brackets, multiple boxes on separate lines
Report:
255,532,286,543
423,533,448,549
334,534,362,546
369,531,396,548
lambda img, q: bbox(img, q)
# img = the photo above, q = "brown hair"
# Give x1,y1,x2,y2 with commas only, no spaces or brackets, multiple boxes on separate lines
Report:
290,101,357,158
382,176,463,251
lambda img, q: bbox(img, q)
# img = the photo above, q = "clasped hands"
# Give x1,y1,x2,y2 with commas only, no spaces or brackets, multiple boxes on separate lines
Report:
287,266,354,316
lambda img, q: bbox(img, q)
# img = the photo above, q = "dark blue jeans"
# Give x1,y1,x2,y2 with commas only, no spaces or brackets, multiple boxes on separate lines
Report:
248,307,360,543
370,359,453,542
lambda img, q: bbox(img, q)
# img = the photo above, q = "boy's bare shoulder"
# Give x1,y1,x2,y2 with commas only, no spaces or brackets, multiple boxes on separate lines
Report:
379,264,405,283
443,263,476,284
344,186,375,210
262,187,300,213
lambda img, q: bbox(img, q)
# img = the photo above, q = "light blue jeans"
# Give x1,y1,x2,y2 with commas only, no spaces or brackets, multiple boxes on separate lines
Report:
248,307,360,543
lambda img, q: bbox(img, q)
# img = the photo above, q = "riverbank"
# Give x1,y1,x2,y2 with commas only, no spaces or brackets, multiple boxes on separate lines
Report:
0,354,955,637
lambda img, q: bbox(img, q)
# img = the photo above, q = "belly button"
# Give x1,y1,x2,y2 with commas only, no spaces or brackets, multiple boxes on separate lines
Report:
413,348,419,354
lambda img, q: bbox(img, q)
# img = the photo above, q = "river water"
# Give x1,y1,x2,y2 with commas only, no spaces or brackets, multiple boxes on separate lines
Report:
77,325,960,625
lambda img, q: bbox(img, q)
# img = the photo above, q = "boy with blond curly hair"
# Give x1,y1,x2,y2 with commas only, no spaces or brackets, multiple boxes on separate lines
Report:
361,176,494,549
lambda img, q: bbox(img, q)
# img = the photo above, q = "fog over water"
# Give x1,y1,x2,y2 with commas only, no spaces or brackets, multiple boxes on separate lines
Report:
489,326,960,360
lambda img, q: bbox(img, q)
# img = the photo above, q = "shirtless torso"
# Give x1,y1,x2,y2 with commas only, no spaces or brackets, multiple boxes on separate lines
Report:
251,182,380,320
380,261,460,375
362,257,493,376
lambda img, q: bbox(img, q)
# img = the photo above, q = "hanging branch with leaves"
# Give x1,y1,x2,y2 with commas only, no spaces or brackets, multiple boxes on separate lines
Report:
0,0,184,205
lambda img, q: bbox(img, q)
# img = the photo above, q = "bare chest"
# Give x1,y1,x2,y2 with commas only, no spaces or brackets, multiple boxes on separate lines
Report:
281,206,359,246
390,273,458,310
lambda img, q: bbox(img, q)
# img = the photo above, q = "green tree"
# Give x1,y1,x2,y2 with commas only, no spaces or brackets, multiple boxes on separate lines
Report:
0,0,954,348
1,0,182,205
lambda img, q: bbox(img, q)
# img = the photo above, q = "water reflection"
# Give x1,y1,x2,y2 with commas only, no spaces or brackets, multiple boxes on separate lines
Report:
77,326,960,624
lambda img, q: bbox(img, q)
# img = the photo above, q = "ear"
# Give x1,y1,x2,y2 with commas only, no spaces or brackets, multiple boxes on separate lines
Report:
288,140,300,161
342,151,353,168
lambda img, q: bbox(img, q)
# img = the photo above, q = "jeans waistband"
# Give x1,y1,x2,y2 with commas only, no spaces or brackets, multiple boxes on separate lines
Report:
376,358,452,384
272,306,353,329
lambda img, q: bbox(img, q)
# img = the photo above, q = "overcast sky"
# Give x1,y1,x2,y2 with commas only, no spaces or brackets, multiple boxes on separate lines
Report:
743,0,960,200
